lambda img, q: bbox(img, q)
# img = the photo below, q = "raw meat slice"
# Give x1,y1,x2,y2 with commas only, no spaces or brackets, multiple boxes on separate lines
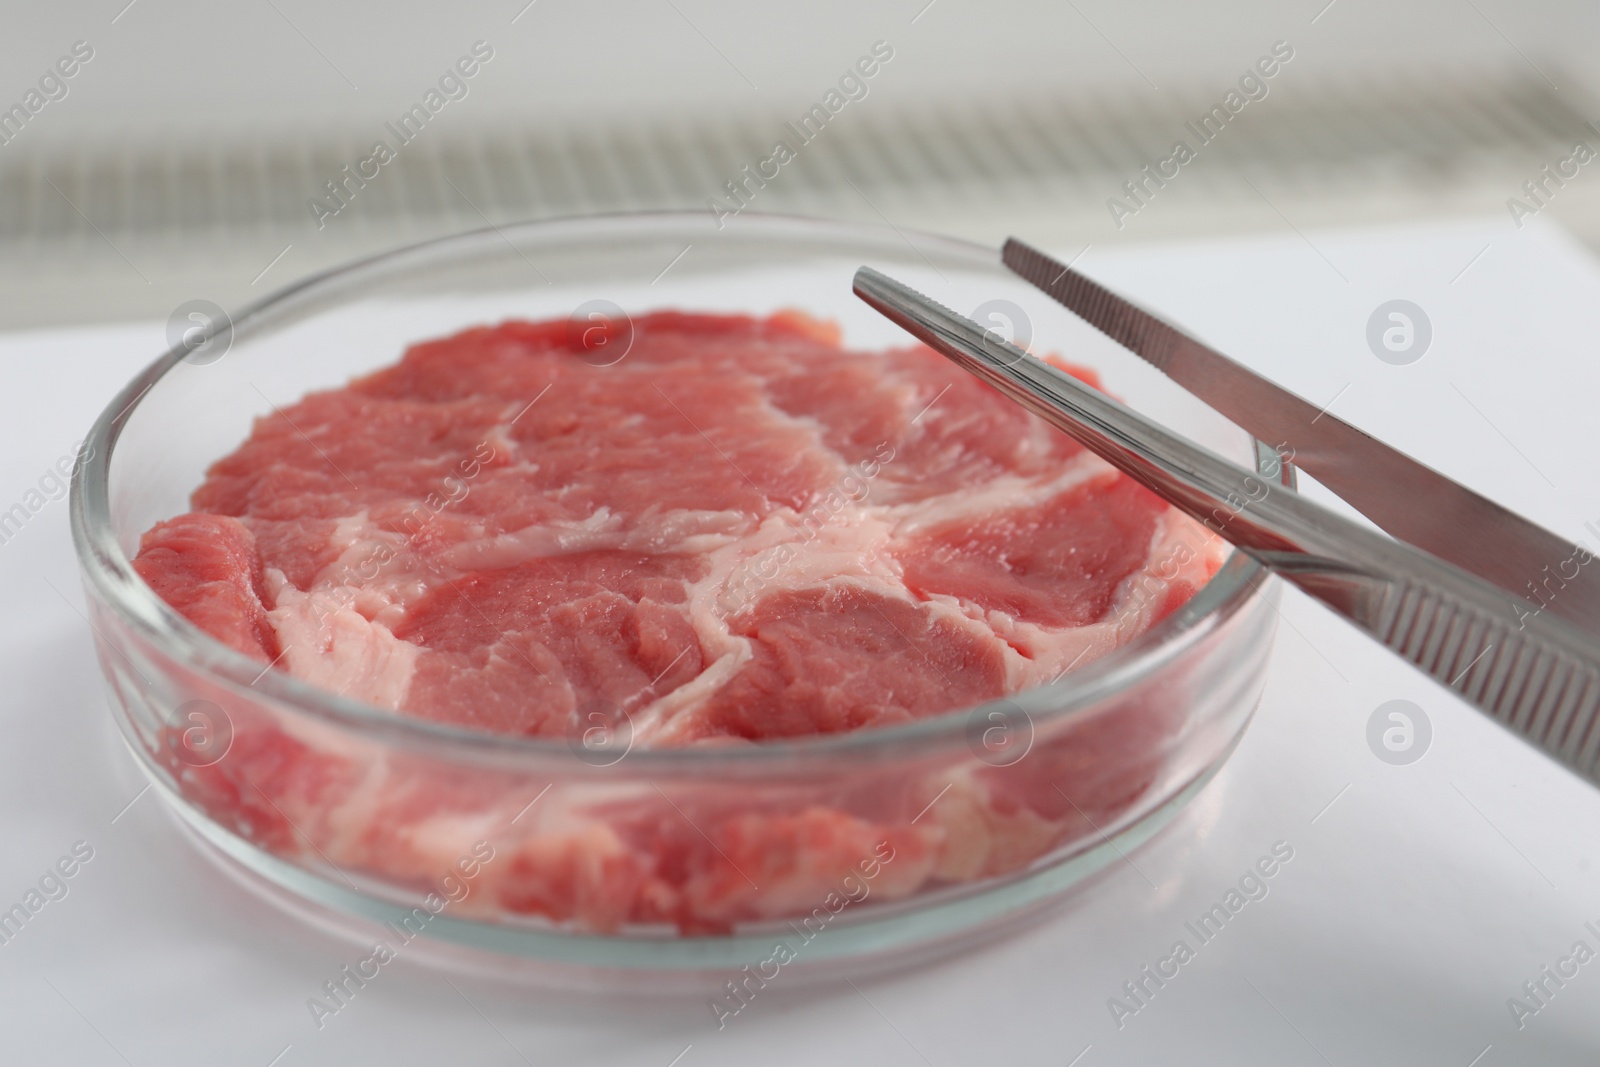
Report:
136,311,1228,933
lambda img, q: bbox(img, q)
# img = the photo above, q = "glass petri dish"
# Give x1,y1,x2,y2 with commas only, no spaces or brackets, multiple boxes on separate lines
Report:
70,212,1285,978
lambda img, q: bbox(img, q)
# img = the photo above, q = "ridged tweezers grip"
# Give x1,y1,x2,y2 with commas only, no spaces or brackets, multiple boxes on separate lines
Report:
1377,582,1600,778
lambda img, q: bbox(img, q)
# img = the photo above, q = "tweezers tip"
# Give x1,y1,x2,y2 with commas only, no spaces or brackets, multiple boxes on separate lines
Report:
1000,237,1055,285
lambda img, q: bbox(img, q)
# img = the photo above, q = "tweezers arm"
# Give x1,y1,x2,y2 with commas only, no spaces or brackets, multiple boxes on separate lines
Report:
1000,237,1600,640
855,266,1600,789
1287,560,1600,787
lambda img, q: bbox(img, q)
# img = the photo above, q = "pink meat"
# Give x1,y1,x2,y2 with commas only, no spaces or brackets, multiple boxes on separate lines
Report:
132,514,278,662
136,311,1226,932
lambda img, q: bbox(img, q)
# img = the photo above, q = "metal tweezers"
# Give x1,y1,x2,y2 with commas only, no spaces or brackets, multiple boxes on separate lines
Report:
855,239,1600,789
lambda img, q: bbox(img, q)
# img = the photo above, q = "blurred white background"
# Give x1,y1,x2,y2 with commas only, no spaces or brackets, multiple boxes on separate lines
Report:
2,0,1599,325
0,0,1595,145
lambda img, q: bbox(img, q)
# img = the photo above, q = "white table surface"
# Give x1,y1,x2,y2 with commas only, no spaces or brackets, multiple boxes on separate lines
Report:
4,215,1600,1066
